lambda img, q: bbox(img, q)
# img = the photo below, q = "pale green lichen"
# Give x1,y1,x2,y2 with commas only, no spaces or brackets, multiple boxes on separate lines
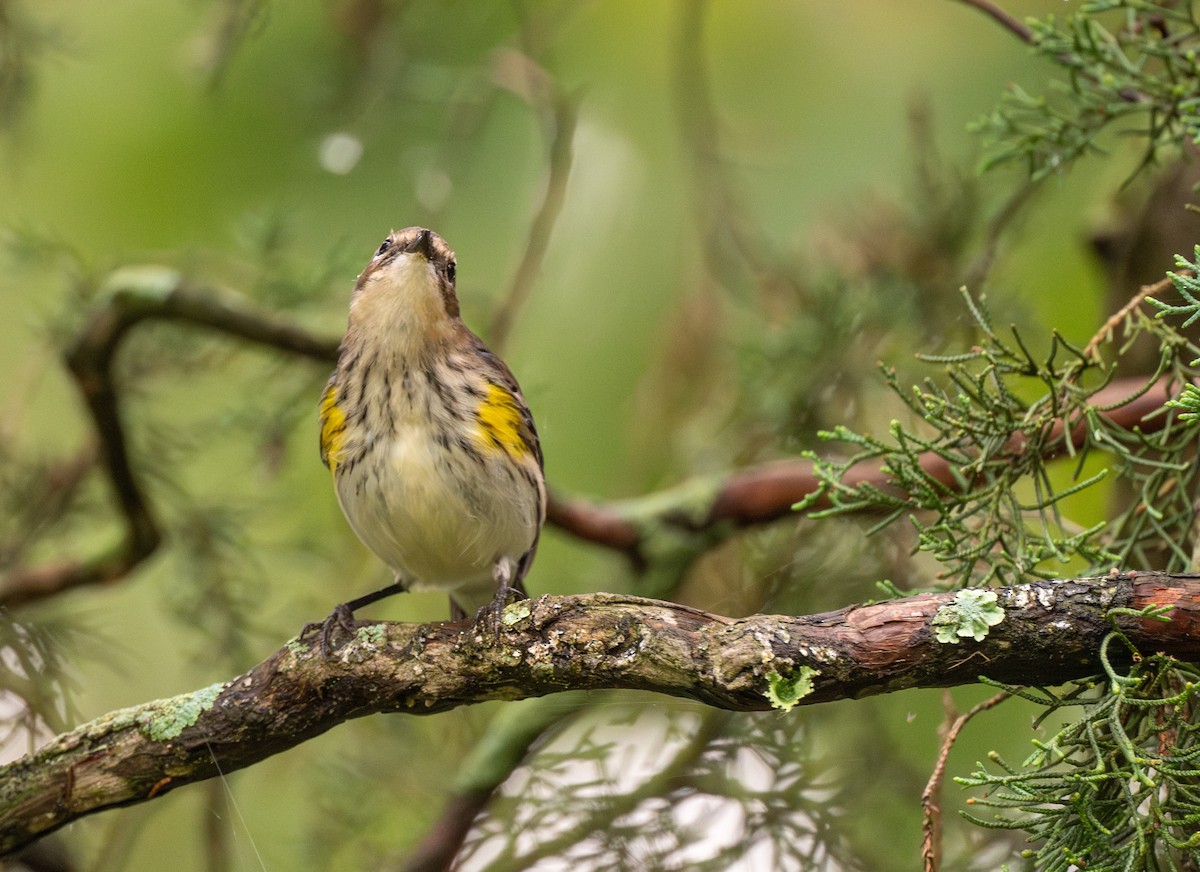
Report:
137,682,226,742
502,601,532,626
932,589,1005,644
355,623,386,645
766,666,819,713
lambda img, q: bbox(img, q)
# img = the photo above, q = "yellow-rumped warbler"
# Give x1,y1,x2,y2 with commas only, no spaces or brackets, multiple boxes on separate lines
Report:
313,227,545,640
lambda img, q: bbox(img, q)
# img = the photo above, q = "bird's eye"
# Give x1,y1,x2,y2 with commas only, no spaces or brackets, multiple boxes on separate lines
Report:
375,238,392,257
446,261,456,283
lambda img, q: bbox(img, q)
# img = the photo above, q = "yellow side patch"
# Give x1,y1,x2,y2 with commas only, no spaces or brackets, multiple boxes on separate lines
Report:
319,383,347,472
476,383,530,458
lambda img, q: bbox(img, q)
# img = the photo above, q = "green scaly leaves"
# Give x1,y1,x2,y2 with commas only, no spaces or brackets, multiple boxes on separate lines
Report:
975,1,1200,183
958,611,1200,871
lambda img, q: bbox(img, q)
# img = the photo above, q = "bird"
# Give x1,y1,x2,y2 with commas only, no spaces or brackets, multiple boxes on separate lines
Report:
311,227,545,647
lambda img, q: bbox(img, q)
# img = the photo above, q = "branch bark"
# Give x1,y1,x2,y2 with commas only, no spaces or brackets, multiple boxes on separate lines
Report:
3,573,1199,856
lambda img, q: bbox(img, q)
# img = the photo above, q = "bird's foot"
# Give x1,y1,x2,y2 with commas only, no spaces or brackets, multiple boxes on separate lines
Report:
472,585,527,639
300,603,358,659
473,559,528,639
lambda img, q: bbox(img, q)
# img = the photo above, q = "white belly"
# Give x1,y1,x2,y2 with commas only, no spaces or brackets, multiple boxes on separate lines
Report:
334,422,539,600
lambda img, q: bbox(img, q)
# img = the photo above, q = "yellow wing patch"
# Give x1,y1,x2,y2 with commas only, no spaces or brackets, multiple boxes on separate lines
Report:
319,382,347,472
476,383,532,458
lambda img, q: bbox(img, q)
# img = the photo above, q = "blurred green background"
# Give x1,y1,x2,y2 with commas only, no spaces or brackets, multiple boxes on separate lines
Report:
0,1,1158,869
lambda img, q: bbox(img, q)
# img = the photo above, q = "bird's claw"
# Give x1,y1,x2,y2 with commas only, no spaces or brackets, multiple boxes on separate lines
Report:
300,603,358,659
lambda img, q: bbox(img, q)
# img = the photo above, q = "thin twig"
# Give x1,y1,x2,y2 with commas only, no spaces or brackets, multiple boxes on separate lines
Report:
951,0,1033,43
962,180,1038,293
674,0,779,302
1083,274,1179,362
921,691,1010,872
487,61,579,351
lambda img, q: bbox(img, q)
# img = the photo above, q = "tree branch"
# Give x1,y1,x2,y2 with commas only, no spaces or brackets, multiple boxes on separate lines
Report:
3,573,1199,856
547,375,1184,564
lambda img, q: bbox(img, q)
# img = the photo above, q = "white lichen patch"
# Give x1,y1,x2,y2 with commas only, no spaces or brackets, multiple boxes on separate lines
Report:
806,646,841,664
752,630,778,664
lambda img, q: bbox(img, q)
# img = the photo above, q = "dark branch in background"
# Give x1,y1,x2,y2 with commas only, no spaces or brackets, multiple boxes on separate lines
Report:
1,443,99,572
1,573,1197,857
960,179,1038,293
396,694,588,872
0,270,337,609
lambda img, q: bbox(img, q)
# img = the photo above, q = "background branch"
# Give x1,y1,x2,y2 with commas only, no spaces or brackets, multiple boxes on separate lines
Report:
3,573,1199,857
0,269,337,608
953,0,1033,43
548,374,1184,565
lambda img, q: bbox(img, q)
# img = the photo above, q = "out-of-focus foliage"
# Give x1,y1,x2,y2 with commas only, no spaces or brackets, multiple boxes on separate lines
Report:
2,0,1199,870
463,707,855,871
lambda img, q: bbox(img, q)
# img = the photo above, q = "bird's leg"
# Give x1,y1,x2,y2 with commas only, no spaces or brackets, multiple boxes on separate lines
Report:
301,577,409,657
343,579,409,613
476,557,528,636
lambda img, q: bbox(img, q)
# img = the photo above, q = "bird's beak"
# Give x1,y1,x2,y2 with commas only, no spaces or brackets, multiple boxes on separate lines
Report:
405,228,435,260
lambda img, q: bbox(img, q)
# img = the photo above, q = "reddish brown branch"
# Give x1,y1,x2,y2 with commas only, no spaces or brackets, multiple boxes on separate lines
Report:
401,791,493,872
2,573,1198,857
547,375,1183,563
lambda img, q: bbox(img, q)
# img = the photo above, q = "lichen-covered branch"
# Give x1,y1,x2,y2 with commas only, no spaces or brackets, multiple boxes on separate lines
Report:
3,574,1199,856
